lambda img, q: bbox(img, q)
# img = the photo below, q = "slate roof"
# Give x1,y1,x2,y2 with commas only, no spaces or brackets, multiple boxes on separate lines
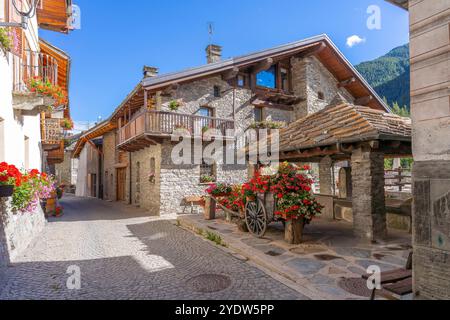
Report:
279,103,412,152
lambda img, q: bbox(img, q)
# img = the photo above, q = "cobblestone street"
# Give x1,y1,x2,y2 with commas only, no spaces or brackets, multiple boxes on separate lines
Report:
0,195,307,300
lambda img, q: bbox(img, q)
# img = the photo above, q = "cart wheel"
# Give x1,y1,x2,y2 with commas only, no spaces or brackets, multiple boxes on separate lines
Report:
245,198,268,238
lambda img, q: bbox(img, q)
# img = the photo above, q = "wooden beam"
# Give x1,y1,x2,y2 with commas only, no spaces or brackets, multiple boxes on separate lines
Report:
251,58,274,74
252,99,294,111
295,42,326,58
338,77,356,88
355,95,373,106
222,67,240,81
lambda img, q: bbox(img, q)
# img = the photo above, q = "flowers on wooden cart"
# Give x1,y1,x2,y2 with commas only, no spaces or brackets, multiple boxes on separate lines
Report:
0,162,56,212
205,183,233,198
270,163,322,222
217,185,245,213
28,77,68,107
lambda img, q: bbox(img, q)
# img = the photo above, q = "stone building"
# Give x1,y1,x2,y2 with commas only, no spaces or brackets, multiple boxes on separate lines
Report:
386,0,450,300
73,35,390,217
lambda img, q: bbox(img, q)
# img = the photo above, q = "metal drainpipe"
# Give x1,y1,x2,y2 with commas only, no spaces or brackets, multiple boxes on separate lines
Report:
128,152,132,205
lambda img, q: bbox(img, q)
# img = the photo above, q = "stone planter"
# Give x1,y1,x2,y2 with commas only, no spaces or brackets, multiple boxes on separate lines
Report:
0,185,14,198
284,218,305,245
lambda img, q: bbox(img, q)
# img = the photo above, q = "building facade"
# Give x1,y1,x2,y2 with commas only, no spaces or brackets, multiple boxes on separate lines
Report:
0,0,74,266
73,35,390,218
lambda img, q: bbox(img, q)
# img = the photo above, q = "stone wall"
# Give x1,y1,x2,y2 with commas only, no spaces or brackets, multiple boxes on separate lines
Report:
408,0,450,300
129,144,161,215
103,131,117,201
55,152,72,187
0,199,46,266
159,140,247,216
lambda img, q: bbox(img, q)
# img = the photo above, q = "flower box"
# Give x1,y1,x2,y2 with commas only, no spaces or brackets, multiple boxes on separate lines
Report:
0,185,14,197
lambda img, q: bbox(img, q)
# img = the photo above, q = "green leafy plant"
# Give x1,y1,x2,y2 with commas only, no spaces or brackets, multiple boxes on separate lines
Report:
249,121,286,130
0,28,12,51
200,174,215,184
168,100,180,111
61,118,74,130
204,231,226,247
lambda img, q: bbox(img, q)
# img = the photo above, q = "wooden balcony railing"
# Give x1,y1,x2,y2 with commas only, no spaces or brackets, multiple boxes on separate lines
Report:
118,110,235,146
13,50,59,93
41,118,63,146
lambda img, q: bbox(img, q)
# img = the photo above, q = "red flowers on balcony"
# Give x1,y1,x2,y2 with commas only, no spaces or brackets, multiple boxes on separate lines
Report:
29,77,68,107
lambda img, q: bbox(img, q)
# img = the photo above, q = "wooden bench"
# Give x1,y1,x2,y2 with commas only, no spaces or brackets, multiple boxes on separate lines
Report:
362,252,413,300
182,196,203,214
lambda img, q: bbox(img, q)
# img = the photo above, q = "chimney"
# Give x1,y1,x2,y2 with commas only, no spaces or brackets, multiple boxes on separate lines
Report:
143,66,159,78
206,44,222,64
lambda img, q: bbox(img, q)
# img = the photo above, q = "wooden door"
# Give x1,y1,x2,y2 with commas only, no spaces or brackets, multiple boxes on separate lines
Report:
116,168,126,201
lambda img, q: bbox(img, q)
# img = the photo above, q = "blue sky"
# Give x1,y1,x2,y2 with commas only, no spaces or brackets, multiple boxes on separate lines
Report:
40,0,409,122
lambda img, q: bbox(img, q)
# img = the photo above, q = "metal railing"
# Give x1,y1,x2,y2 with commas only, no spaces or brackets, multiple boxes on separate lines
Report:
13,50,59,92
118,110,235,146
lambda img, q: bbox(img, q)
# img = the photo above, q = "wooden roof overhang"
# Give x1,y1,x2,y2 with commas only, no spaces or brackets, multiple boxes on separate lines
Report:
110,84,146,123
37,0,73,34
72,121,117,158
39,39,71,117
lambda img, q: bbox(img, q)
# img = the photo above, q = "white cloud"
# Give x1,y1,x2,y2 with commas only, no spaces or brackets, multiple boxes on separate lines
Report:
346,35,366,48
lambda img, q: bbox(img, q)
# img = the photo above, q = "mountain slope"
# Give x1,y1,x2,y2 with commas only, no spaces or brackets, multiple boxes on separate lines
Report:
355,44,410,110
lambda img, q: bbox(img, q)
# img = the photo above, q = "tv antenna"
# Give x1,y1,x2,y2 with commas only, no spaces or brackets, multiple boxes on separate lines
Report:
0,0,41,29
207,22,215,45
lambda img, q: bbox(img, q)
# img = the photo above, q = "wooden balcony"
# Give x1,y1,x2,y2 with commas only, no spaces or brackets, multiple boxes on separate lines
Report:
41,118,64,151
46,141,65,165
118,110,235,152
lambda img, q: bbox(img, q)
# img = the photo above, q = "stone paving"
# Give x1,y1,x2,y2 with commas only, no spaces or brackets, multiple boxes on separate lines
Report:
178,212,413,300
0,195,308,300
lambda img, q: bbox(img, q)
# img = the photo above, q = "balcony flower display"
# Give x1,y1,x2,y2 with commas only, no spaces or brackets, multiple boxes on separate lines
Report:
0,27,12,52
0,162,56,212
29,77,68,107
61,118,74,130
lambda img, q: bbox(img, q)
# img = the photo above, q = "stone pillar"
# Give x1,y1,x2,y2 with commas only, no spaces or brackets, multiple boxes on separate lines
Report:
338,167,352,199
351,148,387,242
407,0,450,300
319,156,333,195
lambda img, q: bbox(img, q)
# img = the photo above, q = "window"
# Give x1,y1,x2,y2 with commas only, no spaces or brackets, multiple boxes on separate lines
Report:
24,136,29,170
318,91,325,100
197,107,213,118
254,107,263,122
256,65,276,89
200,159,216,183
213,86,221,98
280,67,289,92
237,74,247,87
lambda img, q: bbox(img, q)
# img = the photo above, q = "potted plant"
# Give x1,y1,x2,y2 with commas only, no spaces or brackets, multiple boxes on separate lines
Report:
61,118,74,130
28,77,68,107
168,100,181,111
0,27,12,53
0,162,20,197
249,120,286,130
200,174,215,184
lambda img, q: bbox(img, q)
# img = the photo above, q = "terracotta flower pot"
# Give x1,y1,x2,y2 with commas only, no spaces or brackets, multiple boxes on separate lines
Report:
0,185,14,197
